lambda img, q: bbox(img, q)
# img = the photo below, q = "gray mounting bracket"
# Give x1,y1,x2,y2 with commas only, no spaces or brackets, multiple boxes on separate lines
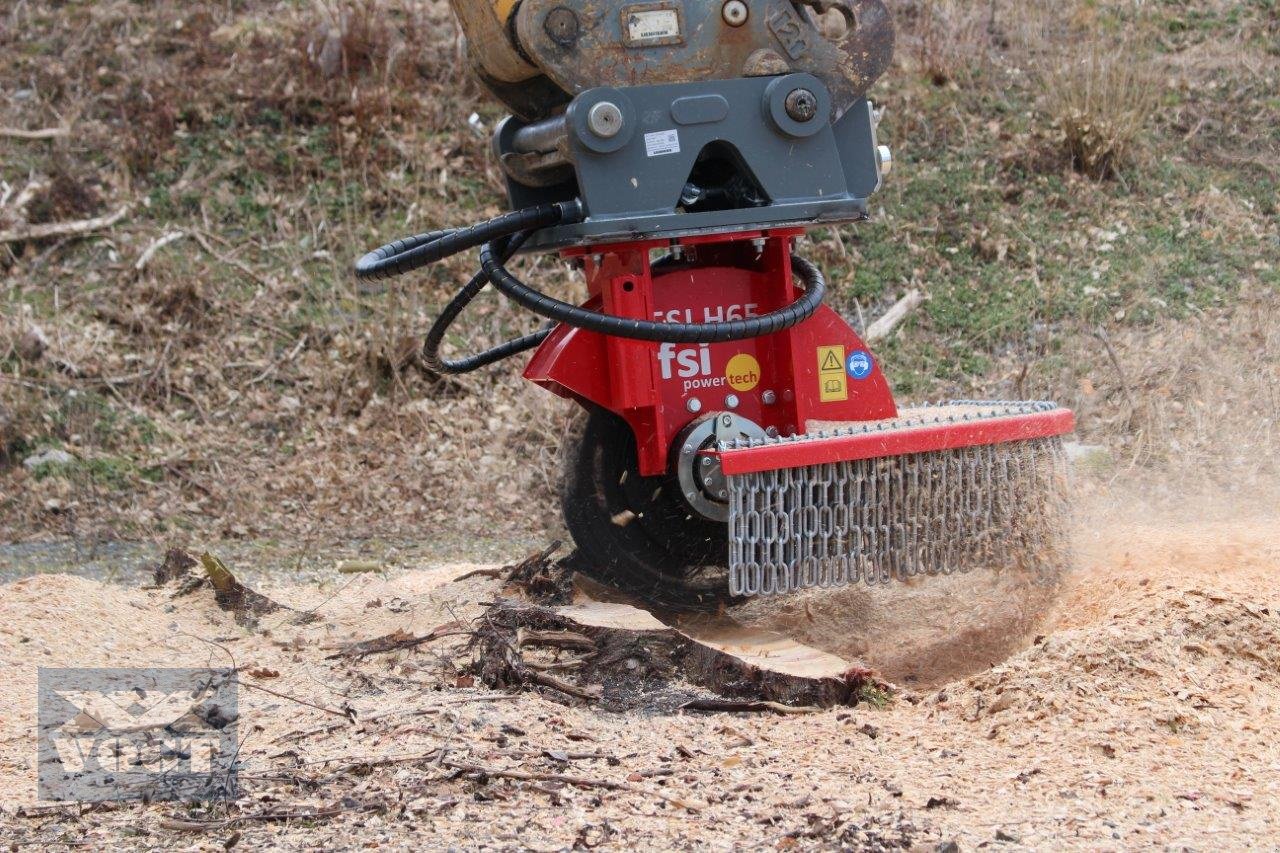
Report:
493,73,886,251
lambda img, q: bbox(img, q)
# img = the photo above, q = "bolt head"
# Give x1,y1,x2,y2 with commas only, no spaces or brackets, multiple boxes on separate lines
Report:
722,0,749,26
784,88,819,123
544,7,580,45
686,398,703,414
725,394,740,409
587,102,624,139
762,390,778,405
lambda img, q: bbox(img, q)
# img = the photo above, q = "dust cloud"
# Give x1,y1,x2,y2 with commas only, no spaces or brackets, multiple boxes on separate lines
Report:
729,474,1280,689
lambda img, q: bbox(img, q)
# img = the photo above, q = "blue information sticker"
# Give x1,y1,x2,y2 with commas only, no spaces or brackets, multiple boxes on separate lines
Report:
846,350,874,380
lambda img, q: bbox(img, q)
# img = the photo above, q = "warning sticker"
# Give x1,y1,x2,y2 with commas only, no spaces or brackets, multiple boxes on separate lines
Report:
818,345,848,403
644,129,681,158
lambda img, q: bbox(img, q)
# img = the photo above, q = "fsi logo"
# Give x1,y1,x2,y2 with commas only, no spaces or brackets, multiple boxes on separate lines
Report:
658,345,762,395
658,343,725,393
846,350,875,380
657,343,711,380
38,668,238,802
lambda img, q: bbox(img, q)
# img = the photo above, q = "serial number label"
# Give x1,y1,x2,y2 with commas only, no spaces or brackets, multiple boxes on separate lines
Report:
625,8,682,45
644,129,681,157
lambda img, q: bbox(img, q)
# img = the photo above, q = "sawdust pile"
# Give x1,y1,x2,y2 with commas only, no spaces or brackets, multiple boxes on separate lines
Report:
729,568,1063,689
2,504,1279,847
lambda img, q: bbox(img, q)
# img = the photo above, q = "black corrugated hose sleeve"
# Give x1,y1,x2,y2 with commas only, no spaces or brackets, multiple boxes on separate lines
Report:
480,239,826,344
356,197,827,370
354,202,579,281
421,231,554,375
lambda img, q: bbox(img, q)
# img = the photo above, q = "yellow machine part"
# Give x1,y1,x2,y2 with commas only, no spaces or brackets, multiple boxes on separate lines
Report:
448,0,538,83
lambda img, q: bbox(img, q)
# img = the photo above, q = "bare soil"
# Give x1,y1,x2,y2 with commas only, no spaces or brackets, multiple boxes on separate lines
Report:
2,498,1278,849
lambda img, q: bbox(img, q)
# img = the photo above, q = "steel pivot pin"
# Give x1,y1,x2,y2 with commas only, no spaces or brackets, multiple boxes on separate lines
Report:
722,0,749,26
587,102,623,138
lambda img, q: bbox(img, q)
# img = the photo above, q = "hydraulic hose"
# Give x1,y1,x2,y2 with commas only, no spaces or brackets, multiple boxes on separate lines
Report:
358,203,576,375
354,197,829,373
355,201,581,281
481,239,826,344
421,232,553,375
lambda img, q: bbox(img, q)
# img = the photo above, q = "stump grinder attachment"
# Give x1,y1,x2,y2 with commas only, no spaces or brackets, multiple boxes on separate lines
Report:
356,0,1075,609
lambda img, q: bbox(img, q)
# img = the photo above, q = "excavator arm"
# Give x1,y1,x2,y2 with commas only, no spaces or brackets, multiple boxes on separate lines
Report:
449,0,894,121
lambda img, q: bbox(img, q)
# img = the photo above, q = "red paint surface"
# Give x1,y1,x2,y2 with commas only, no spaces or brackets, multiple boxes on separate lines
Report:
717,408,1077,476
524,230,898,476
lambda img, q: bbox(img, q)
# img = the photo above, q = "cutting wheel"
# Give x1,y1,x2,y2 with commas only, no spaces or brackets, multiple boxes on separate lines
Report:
560,407,736,610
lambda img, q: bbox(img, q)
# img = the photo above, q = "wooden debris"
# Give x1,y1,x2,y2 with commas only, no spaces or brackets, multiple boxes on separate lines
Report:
133,230,186,272
452,566,506,582
516,628,595,652
336,559,383,575
159,803,346,831
525,668,603,701
326,621,467,659
865,285,926,338
0,126,69,140
865,288,926,342
153,547,199,585
679,699,822,715
0,204,129,245
473,599,885,711
502,541,571,604
199,552,316,629
443,760,626,791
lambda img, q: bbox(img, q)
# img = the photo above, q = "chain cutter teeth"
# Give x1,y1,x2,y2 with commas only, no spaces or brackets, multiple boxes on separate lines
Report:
723,402,1073,598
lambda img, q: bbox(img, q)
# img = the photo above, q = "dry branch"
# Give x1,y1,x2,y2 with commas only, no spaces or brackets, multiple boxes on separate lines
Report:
0,205,129,245
680,699,823,715
134,230,186,271
0,126,69,140
326,622,467,659
443,760,627,791
866,289,926,342
3,180,47,219
191,229,272,286
160,803,345,832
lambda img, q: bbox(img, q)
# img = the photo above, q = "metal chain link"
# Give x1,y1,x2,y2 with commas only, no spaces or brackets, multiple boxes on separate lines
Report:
726,404,1072,597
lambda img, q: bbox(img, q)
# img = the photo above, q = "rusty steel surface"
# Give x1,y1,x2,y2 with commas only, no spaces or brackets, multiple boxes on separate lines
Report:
493,0,894,121
448,0,537,83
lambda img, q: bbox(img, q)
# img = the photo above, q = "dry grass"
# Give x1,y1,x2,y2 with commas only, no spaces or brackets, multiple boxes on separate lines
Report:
895,0,997,87
0,0,571,544
1017,2,1161,179
1,0,1275,548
